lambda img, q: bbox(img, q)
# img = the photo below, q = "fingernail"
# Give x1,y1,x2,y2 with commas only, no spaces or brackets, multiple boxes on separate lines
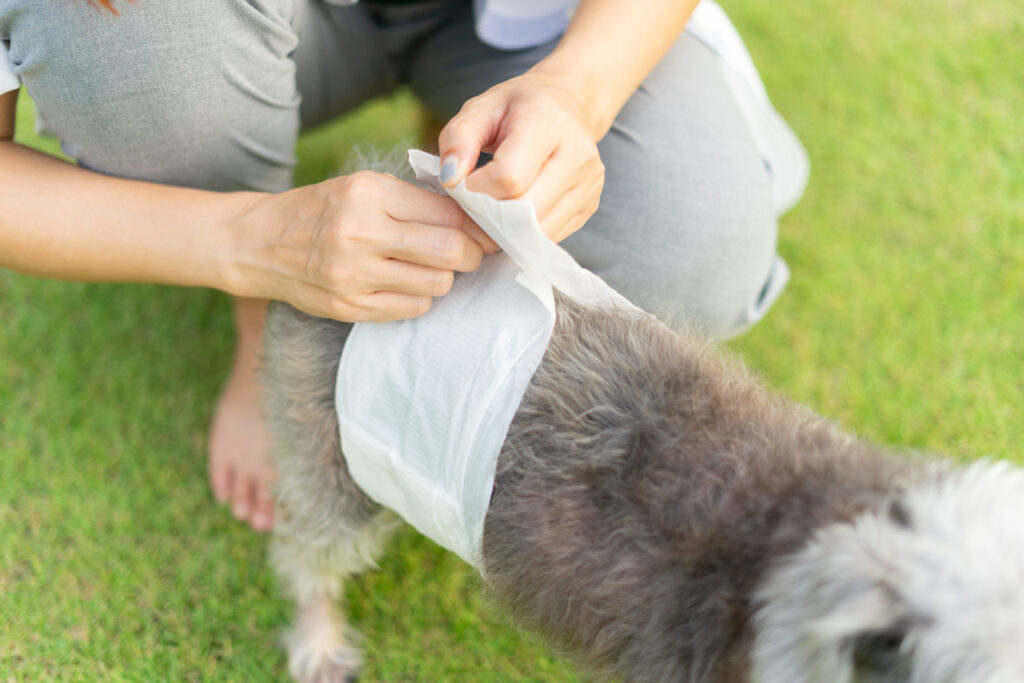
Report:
440,156,459,184
233,503,249,519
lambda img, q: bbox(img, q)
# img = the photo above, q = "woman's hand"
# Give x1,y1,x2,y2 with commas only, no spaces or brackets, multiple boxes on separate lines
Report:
0,136,494,323
226,170,497,322
437,72,605,244
436,0,699,245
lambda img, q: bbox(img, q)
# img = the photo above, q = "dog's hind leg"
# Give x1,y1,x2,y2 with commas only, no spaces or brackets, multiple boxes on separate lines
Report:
263,302,397,683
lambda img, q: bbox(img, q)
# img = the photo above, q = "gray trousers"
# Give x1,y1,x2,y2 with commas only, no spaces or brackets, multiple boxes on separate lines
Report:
1,0,781,338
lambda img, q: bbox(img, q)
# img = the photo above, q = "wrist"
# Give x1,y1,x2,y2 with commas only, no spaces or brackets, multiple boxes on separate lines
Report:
524,0,698,143
206,190,267,298
527,48,618,141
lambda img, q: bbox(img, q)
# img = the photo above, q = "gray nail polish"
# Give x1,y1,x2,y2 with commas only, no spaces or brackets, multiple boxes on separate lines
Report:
440,158,458,183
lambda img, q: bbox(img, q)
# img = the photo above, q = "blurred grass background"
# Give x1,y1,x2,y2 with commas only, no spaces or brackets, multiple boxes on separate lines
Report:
1,0,1021,679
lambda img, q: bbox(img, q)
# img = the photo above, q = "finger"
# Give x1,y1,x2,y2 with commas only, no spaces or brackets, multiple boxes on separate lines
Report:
369,259,457,298
438,98,506,187
556,210,592,244
383,178,475,228
302,286,436,322
293,283,430,324
457,218,500,254
359,292,434,321
385,223,484,273
538,180,603,243
380,179,498,252
519,146,601,222
466,130,559,201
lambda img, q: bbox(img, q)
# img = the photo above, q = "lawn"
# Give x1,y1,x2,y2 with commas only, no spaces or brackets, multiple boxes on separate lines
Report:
1,0,1021,680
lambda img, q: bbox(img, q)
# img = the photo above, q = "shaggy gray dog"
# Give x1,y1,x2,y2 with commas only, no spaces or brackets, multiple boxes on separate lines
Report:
264,290,1024,683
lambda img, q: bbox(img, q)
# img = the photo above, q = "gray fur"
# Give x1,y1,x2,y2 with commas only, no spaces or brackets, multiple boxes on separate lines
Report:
263,306,395,606
481,295,917,681
263,291,1023,683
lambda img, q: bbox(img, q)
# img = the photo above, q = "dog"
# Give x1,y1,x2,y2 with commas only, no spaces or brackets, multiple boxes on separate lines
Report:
263,290,1024,682
261,173,1024,682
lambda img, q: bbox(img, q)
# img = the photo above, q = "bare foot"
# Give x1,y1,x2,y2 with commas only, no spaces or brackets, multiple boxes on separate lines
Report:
208,297,276,532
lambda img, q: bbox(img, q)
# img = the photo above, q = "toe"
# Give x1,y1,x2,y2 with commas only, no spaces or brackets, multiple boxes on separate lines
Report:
210,458,233,505
231,472,252,521
251,468,277,532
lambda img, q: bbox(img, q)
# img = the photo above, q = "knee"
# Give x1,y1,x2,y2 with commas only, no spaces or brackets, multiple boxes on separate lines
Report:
9,0,300,191
558,28,799,339
566,150,783,340
621,204,781,341
659,247,788,342
660,183,781,340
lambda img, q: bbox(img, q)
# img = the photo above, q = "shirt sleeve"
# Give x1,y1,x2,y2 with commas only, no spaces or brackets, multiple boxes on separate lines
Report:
473,0,576,50
0,42,20,96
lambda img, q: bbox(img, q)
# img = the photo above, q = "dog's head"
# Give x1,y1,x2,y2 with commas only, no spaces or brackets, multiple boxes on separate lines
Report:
751,459,1024,683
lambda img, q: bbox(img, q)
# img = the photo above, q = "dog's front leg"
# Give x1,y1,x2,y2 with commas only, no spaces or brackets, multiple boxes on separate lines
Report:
263,301,397,681
270,525,393,683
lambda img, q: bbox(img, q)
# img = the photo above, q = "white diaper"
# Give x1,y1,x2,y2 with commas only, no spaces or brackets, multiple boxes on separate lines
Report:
335,151,636,569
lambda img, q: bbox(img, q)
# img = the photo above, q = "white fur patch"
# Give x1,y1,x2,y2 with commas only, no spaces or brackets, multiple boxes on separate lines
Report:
753,461,1024,683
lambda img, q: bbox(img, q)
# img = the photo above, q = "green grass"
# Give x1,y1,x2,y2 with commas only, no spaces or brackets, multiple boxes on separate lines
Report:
1,1,1021,679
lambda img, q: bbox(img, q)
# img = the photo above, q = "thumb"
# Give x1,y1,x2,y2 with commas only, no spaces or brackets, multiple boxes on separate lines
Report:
437,102,503,189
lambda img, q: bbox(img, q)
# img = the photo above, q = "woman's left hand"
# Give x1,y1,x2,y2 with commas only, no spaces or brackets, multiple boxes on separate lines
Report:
438,72,605,244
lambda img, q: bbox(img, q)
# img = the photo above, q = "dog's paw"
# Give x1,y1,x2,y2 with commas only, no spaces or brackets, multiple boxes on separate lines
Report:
284,600,362,683
287,641,361,683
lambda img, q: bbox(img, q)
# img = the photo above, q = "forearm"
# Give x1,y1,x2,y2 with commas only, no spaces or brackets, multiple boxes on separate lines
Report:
532,0,699,140
0,133,487,322
0,140,257,293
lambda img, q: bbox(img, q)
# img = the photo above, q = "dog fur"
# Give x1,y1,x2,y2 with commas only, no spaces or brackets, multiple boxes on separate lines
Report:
263,285,1024,682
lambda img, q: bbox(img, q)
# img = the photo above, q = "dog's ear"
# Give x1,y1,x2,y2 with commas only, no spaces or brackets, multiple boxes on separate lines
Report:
749,519,908,683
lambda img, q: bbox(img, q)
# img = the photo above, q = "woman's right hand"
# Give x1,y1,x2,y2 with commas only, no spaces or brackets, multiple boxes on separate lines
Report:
226,170,498,322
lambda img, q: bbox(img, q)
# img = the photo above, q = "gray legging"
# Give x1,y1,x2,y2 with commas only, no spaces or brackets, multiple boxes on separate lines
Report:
1,0,783,339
